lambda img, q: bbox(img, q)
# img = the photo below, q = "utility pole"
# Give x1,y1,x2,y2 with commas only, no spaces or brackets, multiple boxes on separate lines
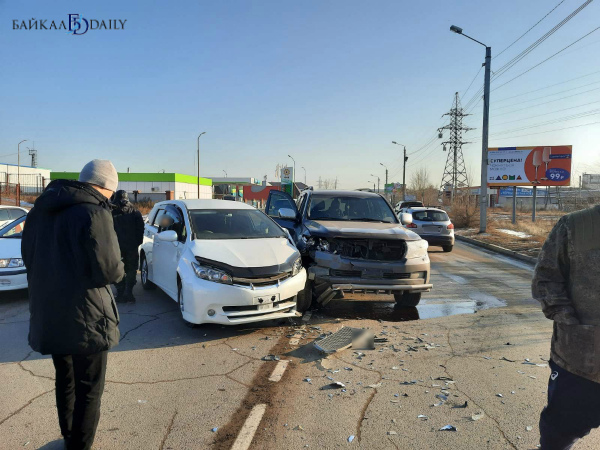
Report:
318,176,322,189
438,92,472,203
371,174,380,193
302,166,306,185
334,177,338,190
450,25,491,233
392,142,409,201
197,132,206,199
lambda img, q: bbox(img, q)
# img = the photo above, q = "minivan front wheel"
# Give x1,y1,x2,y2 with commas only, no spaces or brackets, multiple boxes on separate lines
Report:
140,255,155,290
178,280,196,328
296,279,314,313
394,292,421,307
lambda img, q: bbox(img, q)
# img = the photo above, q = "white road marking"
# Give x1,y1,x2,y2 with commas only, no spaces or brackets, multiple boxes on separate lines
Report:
230,403,267,450
268,360,290,382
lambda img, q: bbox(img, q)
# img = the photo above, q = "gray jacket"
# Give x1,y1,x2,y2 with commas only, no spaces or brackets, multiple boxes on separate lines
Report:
532,205,600,382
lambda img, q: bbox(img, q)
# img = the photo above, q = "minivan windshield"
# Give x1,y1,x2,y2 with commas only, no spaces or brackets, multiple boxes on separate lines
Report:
0,216,26,238
308,195,398,223
189,209,287,240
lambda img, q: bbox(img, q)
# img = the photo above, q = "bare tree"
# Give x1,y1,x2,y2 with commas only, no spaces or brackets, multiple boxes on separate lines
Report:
408,167,437,205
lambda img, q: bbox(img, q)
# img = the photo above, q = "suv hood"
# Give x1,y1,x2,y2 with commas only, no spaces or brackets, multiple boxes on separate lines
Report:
190,238,299,277
307,220,420,240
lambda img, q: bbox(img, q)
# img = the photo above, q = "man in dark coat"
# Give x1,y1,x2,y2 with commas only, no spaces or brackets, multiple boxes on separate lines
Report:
532,205,600,450
111,190,144,303
22,159,124,450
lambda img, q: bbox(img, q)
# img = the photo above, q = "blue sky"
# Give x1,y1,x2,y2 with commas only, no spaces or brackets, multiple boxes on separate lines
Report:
1,0,599,189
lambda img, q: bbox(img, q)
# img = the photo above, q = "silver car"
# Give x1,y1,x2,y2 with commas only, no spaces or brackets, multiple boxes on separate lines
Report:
404,207,454,252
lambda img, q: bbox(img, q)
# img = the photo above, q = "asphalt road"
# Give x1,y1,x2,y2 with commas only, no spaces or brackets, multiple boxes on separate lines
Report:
2,241,598,449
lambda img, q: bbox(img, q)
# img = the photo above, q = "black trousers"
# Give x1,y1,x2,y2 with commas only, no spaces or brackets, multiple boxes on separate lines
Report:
116,249,139,294
539,359,600,450
51,351,108,450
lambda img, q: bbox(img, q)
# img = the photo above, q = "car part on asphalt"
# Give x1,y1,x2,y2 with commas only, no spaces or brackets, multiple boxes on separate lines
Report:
313,326,374,353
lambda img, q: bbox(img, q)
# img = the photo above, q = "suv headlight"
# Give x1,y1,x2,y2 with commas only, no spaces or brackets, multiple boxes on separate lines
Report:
0,258,24,268
291,257,303,276
405,239,428,259
191,262,232,284
302,236,330,252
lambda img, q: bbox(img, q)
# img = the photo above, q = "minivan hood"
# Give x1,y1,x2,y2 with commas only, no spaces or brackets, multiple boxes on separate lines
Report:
307,220,420,241
0,237,22,259
190,238,299,276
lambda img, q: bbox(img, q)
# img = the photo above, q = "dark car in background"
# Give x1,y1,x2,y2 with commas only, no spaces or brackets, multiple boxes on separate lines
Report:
265,189,432,312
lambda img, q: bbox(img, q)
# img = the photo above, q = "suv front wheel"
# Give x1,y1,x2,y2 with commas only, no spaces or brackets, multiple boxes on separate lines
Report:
394,292,421,307
296,279,314,313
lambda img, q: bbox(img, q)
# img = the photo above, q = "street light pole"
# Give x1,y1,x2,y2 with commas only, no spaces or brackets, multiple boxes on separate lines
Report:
301,166,306,185
17,140,27,186
392,142,408,201
197,132,206,199
223,170,227,178
370,174,380,193
450,25,491,233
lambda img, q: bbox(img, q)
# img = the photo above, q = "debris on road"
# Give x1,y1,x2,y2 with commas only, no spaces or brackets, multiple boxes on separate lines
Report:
471,412,485,421
348,435,355,443
417,415,428,420
320,381,346,390
526,426,533,432
453,401,468,408
501,357,516,362
387,431,397,435
367,383,382,388
262,355,281,361
496,393,503,398
294,425,304,431
211,427,218,432
439,425,457,431
137,400,147,404
314,327,374,353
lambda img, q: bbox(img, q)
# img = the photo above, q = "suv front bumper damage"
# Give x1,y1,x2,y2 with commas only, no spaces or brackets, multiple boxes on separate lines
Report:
307,250,431,306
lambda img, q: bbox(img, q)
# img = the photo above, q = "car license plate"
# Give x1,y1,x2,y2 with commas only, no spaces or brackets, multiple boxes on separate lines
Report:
257,303,272,311
254,294,280,305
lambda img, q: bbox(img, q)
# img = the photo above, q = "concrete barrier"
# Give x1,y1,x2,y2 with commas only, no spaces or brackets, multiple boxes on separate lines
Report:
455,234,538,266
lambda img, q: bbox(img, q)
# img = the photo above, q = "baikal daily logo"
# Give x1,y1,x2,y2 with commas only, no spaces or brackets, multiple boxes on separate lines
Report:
13,14,127,35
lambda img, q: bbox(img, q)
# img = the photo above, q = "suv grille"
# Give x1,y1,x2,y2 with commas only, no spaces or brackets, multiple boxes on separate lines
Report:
330,238,407,261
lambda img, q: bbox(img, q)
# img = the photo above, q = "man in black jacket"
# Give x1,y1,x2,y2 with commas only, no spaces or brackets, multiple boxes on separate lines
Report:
22,159,124,450
112,190,144,303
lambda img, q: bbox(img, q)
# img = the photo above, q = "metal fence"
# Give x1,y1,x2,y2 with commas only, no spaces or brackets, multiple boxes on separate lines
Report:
0,172,48,195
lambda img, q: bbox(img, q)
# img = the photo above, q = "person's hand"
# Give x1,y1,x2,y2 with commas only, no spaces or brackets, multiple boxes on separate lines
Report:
553,311,580,325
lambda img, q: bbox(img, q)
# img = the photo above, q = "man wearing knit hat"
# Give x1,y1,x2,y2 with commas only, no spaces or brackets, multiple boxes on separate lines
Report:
22,159,124,450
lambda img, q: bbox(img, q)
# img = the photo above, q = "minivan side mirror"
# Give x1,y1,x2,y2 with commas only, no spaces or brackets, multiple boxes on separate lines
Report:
157,230,178,242
278,208,297,221
400,213,413,226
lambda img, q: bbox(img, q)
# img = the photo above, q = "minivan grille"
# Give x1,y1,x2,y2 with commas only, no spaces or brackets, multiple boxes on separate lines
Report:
330,239,407,261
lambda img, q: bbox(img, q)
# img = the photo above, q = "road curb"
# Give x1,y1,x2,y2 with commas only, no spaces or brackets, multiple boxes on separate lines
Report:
455,234,538,266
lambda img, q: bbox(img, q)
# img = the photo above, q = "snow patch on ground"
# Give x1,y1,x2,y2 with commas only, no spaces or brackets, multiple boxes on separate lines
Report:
497,228,532,239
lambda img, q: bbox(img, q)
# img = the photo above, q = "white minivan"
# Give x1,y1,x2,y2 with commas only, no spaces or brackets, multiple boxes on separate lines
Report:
140,200,306,325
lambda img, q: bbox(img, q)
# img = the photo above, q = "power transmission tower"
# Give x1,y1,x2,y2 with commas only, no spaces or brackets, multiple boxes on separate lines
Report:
438,92,473,202
27,142,38,168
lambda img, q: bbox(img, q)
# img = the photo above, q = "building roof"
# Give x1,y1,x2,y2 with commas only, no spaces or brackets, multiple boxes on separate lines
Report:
50,172,212,186
310,189,382,198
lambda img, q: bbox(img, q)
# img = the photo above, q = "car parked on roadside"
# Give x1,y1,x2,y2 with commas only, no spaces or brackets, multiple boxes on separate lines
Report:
139,200,306,325
394,200,424,215
0,215,28,291
0,206,27,229
404,206,454,252
265,189,431,311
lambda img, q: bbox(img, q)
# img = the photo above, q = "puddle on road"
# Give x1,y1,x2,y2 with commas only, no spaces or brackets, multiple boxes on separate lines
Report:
319,296,506,322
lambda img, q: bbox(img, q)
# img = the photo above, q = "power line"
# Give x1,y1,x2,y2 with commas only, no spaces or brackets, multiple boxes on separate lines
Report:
496,0,567,58
463,0,595,111
493,80,600,110
493,100,600,126
470,120,600,142
493,26,600,91
494,70,600,103
491,108,600,135
462,66,482,99
492,86,600,117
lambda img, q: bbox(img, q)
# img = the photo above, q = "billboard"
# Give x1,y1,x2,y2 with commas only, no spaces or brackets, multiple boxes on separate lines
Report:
498,187,535,197
385,182,403,194
488,145,572,187
582,174,600,190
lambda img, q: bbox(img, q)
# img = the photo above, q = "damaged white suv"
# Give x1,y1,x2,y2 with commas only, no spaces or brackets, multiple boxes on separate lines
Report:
140,200,307,325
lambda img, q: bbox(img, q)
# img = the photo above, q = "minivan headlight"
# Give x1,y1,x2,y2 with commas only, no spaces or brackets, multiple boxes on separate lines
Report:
191,262,232,284
0,258,24,268
405,239,428,259
292,257,303,276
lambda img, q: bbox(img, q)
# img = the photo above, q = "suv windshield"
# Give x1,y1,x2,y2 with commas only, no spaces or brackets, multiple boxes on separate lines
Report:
189,209,287,240
411,210,449,222
308,195,398,223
